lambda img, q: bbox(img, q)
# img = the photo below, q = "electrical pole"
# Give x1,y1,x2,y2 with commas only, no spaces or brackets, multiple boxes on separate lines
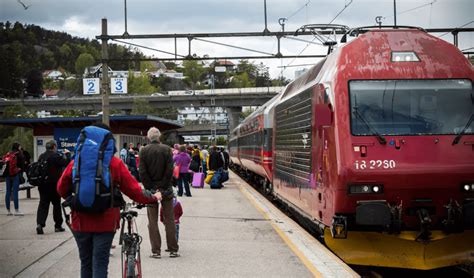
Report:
101,18,110,125
124,0,129,36
263,0,270,33
393,0,397,27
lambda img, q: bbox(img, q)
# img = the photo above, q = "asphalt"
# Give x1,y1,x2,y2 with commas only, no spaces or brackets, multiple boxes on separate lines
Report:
0,172,357,277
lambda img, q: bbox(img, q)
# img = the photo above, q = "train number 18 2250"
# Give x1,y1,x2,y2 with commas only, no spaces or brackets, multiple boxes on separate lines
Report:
354,160,396,170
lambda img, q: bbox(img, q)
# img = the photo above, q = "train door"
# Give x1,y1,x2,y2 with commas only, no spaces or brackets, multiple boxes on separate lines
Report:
312,84,332,222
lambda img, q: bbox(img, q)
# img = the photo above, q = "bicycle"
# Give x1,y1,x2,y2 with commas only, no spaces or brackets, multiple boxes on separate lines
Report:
119,203,146,278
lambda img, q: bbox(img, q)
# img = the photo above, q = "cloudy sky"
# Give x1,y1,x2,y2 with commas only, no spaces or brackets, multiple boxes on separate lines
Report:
1,0,473,79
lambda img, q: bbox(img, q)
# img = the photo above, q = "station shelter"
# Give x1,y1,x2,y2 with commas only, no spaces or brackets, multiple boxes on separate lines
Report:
0,115,183,161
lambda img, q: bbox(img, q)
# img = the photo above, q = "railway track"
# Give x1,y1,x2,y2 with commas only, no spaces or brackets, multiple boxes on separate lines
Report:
232,168,474,278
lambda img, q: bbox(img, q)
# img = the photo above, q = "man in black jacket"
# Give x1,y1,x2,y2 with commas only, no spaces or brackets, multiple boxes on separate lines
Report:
36,140,69,234
139,127,179,258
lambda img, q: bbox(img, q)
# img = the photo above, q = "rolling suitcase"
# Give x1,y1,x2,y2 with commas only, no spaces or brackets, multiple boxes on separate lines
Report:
192,172,205,188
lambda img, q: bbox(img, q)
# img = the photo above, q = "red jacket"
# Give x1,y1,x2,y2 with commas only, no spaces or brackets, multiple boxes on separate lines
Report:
160,199,183,224
57,156,158,232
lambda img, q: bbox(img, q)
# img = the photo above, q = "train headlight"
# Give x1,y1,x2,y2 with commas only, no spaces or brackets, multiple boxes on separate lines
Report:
461,183,474,192
464,184,471,191
391,51,420,62
349,184,384,194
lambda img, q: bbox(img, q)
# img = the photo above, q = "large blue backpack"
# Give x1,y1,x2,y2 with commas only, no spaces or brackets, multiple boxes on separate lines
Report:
70,126,116,213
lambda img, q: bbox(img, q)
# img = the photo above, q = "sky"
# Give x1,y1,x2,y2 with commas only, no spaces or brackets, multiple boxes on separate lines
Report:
1,0,473,80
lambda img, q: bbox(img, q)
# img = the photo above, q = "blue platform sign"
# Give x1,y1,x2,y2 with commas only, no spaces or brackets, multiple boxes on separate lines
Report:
54,128,82,155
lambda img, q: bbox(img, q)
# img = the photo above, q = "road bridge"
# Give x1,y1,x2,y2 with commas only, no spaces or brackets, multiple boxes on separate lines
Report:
0,87,282,136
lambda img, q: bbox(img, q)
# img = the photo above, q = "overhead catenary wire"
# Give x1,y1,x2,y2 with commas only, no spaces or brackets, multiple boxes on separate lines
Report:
281,0,353,74
112,39,187,58
438,20,474,38
383,0,437,19
194,37,274,56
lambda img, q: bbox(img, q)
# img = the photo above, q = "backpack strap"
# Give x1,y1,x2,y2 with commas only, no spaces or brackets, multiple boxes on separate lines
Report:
73,130,87,195
95,132,114,205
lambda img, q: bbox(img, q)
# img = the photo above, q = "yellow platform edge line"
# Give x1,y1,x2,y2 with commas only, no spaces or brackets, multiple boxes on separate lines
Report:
238,184,323,278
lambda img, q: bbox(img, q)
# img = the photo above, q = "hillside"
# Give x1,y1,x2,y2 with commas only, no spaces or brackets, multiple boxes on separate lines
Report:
0,21,145,98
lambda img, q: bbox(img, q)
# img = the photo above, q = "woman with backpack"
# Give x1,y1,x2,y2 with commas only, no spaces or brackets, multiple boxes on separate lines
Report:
2,142,25,216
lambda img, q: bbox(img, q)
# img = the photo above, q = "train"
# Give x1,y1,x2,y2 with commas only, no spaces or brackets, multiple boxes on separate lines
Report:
228,26,474,270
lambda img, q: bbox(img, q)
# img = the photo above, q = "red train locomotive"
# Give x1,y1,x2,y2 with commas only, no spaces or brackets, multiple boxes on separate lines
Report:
229,26,474,270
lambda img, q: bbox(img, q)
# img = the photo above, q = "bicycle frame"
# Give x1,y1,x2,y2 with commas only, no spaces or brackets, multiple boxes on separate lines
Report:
120,205,143,278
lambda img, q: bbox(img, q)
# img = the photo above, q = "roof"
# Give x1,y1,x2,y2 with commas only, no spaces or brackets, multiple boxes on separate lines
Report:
0,115,183,131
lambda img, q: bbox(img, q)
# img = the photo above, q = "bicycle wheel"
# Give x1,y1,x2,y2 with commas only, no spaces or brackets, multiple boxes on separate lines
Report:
136,249,142,278
126,254,136,278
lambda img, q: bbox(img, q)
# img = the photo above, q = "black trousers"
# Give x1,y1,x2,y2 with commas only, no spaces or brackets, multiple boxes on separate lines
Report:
36,187,63,228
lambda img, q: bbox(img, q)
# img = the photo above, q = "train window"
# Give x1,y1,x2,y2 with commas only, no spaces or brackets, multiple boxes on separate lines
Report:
349,79,473,136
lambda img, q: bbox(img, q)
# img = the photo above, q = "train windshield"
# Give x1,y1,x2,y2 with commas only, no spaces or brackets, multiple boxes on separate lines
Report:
349,79,473,136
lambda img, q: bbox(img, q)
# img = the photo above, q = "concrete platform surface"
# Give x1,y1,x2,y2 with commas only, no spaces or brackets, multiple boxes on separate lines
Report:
0,172,357,277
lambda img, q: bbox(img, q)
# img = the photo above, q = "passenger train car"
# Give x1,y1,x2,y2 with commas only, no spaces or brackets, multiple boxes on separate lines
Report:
229,26,474,270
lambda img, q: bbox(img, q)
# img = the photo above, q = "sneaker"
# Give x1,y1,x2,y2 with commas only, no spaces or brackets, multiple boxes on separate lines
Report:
14,210,24,216
36,225,44,235
150,253,161,259
169,251,180,258
55,227,65,232
6,210,13,216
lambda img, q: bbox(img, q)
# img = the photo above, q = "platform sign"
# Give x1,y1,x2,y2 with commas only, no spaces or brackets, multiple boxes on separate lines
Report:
83,78,100,95
54,127,82,155
111,78,127,94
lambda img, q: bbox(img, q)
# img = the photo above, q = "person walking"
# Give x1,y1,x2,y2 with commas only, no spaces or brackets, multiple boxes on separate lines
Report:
57,123,161,278
139,127,180,259
174,145,192,197
36,140,69,234
2,142,25,216
201,145,209,176
120,142,128,163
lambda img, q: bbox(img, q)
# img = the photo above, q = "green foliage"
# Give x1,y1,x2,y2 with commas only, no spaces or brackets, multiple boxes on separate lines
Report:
0,127,33,158
0,22,146,98
131,98,154,115
182,60,206,88
216,136,227,146
230,72,254,88
128,72,157,94
75,53,95,75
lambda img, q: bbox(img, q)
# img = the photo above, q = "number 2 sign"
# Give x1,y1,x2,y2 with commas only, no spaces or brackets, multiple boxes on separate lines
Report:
83,78,100,95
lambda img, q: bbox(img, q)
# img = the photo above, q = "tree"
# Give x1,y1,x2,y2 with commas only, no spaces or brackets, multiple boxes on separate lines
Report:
255,62,271,87
75,53,95,75
25,69,43,97
128,72,157,94
230,72,253,88
182,60,206,89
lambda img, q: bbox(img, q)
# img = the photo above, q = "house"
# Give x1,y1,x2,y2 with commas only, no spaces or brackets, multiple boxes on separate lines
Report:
43,70,64,80
83,63,113,78
151,69,185,79
42,89,60,98
215,60,236,72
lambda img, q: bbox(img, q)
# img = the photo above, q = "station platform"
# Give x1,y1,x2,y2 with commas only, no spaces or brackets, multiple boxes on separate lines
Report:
0,172,358,277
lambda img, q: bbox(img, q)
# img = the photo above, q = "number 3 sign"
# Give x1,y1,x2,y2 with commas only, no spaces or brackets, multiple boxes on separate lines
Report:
111,78,127,94
83,78,100,95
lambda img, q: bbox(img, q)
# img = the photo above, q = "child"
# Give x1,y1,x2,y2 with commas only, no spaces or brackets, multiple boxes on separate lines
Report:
160,194,183,243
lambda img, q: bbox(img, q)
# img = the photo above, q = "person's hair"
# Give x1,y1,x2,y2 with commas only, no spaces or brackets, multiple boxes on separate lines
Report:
123,143,127,148
92,122,111,131
11,142,20,151
194,144,198,149
45,140,57,150
179,145,186,152
147,127,161,142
